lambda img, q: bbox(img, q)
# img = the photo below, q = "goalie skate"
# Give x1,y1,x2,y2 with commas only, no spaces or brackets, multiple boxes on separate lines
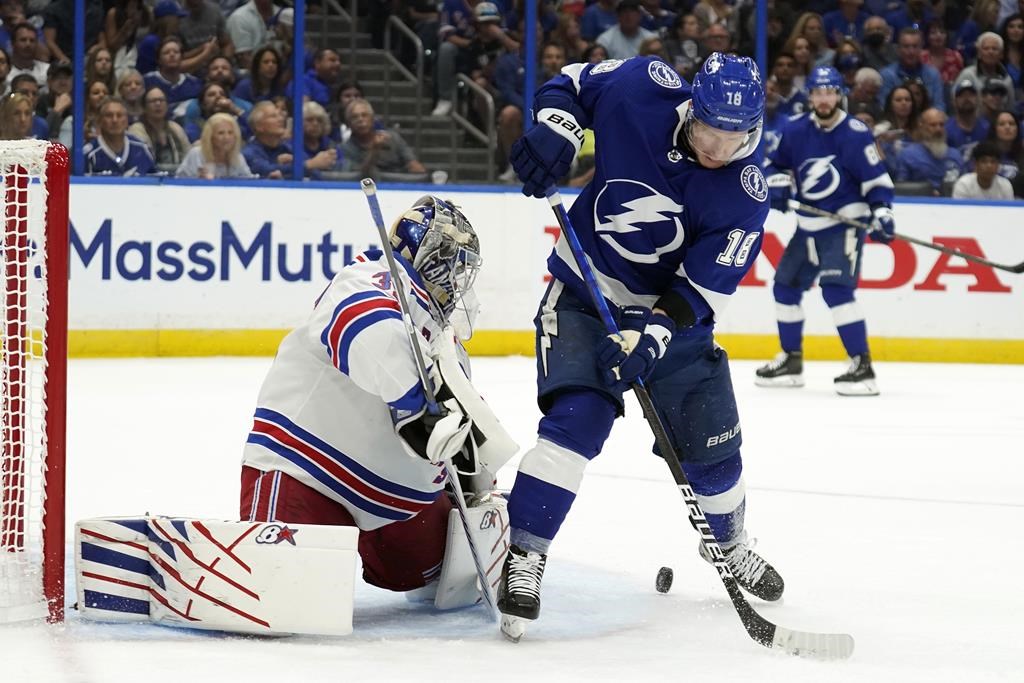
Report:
834,354,878,396
754,351,804,387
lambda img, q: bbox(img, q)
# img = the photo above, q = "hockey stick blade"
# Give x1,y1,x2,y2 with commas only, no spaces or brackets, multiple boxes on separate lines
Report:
727,578,854,660
642,388,855,662
788,199,1024,274
546,189,854,661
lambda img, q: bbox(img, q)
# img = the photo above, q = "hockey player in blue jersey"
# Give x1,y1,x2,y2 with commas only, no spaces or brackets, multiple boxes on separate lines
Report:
497,52,784,642
756,66,896,396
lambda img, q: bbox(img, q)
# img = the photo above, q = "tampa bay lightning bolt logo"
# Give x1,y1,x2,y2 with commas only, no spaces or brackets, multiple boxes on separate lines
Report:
648,60,681,89
594,180,685,264
797,155,840,200
740,164,768,202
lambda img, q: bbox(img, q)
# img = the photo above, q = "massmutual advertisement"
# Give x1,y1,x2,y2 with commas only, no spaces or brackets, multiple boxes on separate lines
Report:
66,182,1024,361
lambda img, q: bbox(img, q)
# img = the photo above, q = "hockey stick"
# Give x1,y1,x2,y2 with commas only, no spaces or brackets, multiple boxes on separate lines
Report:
360,179,498,620
546,188,854,661
788,199,1024,274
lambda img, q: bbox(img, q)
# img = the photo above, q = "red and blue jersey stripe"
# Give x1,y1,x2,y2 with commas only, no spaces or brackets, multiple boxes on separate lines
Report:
247,408,442,522
321,290,403,373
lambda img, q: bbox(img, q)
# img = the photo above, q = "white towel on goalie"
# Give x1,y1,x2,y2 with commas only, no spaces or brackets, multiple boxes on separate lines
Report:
75,517,358,636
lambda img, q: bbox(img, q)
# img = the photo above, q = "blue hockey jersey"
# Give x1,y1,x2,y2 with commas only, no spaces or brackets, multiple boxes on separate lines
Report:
536,56,770,331
768,111,894,232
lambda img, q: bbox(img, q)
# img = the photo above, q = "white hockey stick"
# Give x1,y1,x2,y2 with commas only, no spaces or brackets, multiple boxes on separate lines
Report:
360,179,498,620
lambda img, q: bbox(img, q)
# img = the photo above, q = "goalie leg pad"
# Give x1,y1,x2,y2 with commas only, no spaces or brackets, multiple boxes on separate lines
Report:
434,494,510,610
76,516,359,636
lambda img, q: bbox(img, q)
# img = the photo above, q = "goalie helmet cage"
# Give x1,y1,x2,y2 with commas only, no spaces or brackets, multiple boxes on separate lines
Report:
0,140,69,624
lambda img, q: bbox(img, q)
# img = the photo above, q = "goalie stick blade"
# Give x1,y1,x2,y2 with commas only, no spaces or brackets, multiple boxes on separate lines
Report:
771,627,856,661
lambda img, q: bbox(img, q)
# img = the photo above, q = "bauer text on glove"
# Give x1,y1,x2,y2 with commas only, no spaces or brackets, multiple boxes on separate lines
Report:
509,109,581,198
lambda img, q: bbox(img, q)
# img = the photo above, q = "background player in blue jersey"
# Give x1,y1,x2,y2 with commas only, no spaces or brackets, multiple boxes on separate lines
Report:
758,66,896,397
497,53,784,642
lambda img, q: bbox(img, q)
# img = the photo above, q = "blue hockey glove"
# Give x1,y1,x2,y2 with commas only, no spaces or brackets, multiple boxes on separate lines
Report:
596,307,676,387
766,173,793,213
509,123,576,198
868,203,895,244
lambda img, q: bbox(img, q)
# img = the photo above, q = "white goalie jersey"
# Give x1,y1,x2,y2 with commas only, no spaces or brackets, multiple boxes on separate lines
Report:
242,249,460,531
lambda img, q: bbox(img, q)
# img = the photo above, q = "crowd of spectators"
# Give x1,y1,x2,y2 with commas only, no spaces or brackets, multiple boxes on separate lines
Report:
383,0,1024,198
2,0,1024,198
0,0,427,181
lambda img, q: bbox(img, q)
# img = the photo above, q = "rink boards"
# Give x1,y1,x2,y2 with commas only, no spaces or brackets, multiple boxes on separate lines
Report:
66,179,1024,363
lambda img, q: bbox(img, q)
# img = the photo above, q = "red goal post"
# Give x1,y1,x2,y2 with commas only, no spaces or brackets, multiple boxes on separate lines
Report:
0,140,69,623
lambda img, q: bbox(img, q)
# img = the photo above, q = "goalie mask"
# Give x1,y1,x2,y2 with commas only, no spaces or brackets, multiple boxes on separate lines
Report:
390,196,482,336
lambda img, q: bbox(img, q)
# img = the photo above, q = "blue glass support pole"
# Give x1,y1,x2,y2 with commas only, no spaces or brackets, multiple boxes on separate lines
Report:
291,0,306,181
756,0,768,81
72,0,85,174
523,0,536,132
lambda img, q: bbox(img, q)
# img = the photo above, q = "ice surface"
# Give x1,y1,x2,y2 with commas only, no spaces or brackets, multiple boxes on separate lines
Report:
4,356,1022,682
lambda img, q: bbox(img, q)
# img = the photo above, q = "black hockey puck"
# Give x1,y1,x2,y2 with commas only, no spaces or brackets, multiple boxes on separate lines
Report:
655,566,674,593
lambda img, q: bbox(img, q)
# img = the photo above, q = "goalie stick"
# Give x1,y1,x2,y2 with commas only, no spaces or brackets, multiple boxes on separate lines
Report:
546,188,855,661
789,199,1024,274
360,179,498,621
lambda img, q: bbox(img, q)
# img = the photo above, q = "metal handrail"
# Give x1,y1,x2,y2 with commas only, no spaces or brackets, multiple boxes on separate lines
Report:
383,16,423,153
349,0,358,68
320,0,345,49
322,0,356,65
451,74,497,183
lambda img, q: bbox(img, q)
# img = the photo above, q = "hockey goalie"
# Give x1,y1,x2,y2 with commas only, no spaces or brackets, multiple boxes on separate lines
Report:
75,196,517,636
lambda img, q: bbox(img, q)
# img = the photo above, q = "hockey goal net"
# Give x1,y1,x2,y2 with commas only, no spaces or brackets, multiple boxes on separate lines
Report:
0,140,68,623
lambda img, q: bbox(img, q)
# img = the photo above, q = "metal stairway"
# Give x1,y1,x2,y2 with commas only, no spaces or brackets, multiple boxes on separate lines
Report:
305,10,496,184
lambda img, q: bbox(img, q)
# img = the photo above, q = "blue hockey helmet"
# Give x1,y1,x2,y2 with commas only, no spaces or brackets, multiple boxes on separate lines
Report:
690,52,765,132
389,196,482,323
807,65,846,94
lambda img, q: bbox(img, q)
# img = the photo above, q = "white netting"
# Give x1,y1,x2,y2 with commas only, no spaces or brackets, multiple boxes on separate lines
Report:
0,140,51,623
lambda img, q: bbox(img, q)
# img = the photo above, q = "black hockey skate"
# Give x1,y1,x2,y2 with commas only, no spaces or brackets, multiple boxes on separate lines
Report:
754,350,804,387
834,353,878,396
699,538,785,602
497,544,547,643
